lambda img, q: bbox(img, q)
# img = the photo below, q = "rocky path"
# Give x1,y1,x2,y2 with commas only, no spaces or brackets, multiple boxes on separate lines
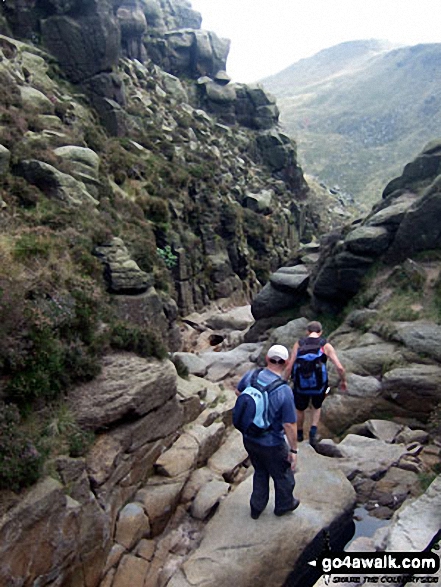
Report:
1,304,440,587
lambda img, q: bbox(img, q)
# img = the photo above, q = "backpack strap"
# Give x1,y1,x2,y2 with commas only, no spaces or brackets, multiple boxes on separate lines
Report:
263,377,287,393
252,369,286,394
250,368,264,389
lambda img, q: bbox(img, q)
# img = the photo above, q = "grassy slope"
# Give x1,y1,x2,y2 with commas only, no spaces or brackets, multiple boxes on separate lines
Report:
262,41,441,208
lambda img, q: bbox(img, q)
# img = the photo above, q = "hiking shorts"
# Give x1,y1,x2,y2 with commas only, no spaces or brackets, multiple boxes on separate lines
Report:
294,389,327,411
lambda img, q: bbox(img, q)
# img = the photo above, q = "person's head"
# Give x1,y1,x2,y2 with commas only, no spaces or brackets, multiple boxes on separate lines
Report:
266,344,289,371
307,321,323,335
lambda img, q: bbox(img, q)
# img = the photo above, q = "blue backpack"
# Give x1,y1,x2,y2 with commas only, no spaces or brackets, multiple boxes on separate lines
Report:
233,369,285,437
292,337,328,395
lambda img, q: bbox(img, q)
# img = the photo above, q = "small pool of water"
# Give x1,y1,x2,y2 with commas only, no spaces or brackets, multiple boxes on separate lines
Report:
347,506,390,548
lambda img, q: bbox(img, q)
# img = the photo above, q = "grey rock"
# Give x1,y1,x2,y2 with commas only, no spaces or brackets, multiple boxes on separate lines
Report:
53,146,100,174
69,353,177,430
336,434,409,480
40,0,121,84
315,439,344,458
384,475,441,550
269,265,310,291
187,422,226,468
190,479,230,520
20,85,54,114
235,84,280,130
95,237,152,294
117,1,147,61
395,427,430,445
204,305,254,332
255,129,295,172
387,184,441,262
200,343,262,382
383,147,441,199
339,343,403,376
168,445,355,587
243,189,273,214
251,280,309,320
0,144,11,176
17,159,99,206
205,80,236,104
367,192,418,226
394,321,441,362
382,363,441,415
113,288,181,351
207,429,249,482
261,317,310,358
135,476,187,537
365,419,404,443
345,225,391,256
148,29,229,79
0,476,109,587
181,467,218,504
115,502,150,550
321,394,385,435
155,432,199,478
173,353,208,377
312,251,374,301
345,374,382,398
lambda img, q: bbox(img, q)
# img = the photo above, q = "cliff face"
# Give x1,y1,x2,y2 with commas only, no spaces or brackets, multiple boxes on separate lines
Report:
0,0,328,418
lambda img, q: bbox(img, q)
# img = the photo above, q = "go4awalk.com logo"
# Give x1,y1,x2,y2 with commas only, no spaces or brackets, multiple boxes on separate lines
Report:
309,537,440,585
318,553,439,575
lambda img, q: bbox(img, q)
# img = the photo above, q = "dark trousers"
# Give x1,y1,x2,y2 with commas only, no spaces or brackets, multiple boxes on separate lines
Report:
244,438,296,514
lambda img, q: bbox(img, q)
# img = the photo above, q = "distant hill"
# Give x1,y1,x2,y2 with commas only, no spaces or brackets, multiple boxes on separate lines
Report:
262,40,441,207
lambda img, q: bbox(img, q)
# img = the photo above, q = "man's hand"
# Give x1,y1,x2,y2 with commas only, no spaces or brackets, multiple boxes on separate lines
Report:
339,380,348,392
288,452,297,471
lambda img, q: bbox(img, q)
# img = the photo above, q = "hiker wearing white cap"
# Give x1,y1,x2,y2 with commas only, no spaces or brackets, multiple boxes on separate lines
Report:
234,344,300,519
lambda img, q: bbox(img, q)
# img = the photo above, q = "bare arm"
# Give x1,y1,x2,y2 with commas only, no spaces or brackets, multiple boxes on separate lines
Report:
283,422,298,471
324,342,347,390
283,341,299,380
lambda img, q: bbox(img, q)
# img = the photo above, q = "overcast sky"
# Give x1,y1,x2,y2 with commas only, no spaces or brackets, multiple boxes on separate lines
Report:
190,0,441,83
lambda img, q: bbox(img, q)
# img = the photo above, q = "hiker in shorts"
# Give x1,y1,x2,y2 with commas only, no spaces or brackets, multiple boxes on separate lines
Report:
235,344,300,519
288,321,347,447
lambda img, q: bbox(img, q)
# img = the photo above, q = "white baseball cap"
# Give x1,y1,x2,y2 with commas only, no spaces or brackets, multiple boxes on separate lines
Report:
267,344,289,361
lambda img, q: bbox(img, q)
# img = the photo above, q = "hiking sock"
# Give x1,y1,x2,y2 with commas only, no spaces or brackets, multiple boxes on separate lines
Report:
297,429,304,442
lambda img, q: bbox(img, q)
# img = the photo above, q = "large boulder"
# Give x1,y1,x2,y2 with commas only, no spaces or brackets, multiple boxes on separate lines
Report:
147,29,230,79
382,141,441,199
117,0,147,61
17,159,99,206
167,445,355,587
384,474,441,551
345,225,391,256
381,363,441,417
393,321,441,362
94,237,152,294
69,353,178,430
366,191,418,227
387,184,441,262
235,83,280,130
331,434,409,480
251,267,310,320
40,0,121,84
0,477,110,587
312,251,375,303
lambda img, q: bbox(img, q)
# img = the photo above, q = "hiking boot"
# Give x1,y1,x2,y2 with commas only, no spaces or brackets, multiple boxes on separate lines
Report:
250,506,262,520
309,431,320,448
309,426,318,447
274,498,300,517
297,429,304,442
